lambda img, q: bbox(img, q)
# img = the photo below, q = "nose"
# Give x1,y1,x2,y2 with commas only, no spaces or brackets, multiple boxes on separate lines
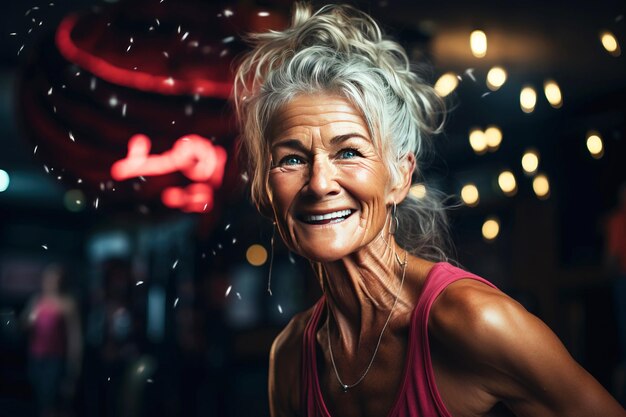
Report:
306,155,340,197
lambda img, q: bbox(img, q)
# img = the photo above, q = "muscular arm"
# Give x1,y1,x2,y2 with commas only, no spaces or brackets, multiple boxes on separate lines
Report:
431,280,625,417
269,309,312,417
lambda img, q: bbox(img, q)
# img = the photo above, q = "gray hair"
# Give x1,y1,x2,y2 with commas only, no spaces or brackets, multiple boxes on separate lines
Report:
233,2,451,262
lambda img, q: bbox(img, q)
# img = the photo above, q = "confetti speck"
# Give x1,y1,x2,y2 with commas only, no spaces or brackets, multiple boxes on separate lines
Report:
225,224,231,231
47,87,53,95
236,292,242,300
181,32,189,41
225,285,232,297
33,145,38,155
173,297,179,308
42,244,48,250
69,131,75,142
136,281,144,286
481,92,491,98
172,259,178,269
278,304,283,314
222,36,235,44
94,198,99,209
224,9,234,17
258,11,270,17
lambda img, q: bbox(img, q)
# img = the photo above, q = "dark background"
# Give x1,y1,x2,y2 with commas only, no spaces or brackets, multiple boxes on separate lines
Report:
1,0,625,416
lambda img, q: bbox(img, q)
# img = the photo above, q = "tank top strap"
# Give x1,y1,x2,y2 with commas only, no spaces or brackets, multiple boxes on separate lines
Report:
404,262,498,417
301,296,329,417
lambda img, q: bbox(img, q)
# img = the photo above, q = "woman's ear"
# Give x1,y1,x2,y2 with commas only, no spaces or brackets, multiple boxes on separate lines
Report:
388,153,416,204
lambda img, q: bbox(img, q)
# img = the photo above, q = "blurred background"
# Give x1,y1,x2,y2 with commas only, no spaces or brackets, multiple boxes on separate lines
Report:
0,0,625,416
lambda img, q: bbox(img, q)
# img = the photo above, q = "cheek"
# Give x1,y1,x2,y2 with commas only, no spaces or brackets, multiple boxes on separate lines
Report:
268,172,301,216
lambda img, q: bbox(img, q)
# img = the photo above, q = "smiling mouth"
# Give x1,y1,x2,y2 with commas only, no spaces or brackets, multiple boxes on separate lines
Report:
299,209,355,225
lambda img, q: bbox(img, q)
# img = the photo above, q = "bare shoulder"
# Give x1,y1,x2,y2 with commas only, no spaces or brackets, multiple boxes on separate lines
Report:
269,303,317,417
429,278,626,416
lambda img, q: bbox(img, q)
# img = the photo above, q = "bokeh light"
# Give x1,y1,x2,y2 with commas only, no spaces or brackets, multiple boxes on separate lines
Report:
410,183,427,199
520,85,537,113
461,183,479,207
64,189,85,212
586,131,604,159
498,170,517,196
0,169,9,192
470,30,487,58
486,66,507,91
434,72,459,97
246,244,268,266
484,125,502,150
469,128,487,154
521,149,540,174
532,174,550,199
482,217,500,241
600,31,621,57
543,79,563,108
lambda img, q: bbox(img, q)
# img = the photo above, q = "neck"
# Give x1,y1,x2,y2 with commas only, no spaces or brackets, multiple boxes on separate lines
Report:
318,230,410,351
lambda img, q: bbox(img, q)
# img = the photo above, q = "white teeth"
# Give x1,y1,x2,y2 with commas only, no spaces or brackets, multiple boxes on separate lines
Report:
304,209,352,222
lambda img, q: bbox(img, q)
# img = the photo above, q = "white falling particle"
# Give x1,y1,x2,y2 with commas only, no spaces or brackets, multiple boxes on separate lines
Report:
109,96,118,107
69,131,75,142
211,250,216,256
171,120,175,125
172,259,178,269
224,9,233,17
165,77,174,86
49,2,54,5
241,172,249,182
232,238,237,244
9,32,17,36
184,105,193,116
57,176,62,180
162,51,169,58
203,203,208,211
77,178,82,184
481,92,491,98
18,45,24,55
33,145,38,154
139,176,146,182
456,75,462,81
288,252,296,264
222,36,235,44
149,26,154,31
464,68,476,82
147,378,153,383
173,297,179,308
42,244,48,250
277,305,283,314
75,71,80,77
236,292,242,300
217,243,223,250
90,77,97,91
189,41,198,47
219,49,228,57
122,103,127,117
47,87,53,95
181,32,189,41
136,281,144,286
155,18,160,26
75,200,81,205
225,285,232,297
225,224,231,231
43,165,49,173
258,11,270,17
52,106,57,113
126,44,132,52
94,198,99,209
177,25,181,34
107,377,111,382
130,37,134,43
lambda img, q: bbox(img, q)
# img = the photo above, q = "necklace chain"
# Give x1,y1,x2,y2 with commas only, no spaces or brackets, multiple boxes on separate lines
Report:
326,250,408,392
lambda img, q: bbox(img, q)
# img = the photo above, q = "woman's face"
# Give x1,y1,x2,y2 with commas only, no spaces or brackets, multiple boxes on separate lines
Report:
267,94,401,262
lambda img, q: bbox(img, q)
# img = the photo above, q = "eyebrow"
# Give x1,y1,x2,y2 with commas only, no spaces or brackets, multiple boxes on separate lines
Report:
271,133,369,152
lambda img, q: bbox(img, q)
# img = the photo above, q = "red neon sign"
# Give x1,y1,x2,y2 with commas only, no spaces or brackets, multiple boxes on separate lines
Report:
55,14,233,98
111,133,227,212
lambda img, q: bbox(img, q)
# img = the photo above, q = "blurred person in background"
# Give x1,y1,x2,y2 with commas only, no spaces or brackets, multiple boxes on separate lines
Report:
21,264,82,417
234,3,626,416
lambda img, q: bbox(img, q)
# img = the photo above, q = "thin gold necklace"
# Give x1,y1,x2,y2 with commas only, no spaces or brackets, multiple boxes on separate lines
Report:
326,250,408,392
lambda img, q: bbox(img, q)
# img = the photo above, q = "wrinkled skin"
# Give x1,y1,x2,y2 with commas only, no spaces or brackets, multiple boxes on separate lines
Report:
266,94,626,417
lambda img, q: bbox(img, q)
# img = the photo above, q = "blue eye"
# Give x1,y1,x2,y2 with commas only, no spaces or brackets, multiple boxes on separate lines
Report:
279,155,305,166
338,148,361,159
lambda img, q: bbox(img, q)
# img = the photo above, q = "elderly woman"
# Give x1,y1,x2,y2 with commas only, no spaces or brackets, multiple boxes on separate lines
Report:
234,3,625,417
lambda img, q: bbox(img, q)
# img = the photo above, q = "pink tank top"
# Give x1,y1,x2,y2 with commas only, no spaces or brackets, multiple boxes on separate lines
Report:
300,262,497,417
30,298,67,358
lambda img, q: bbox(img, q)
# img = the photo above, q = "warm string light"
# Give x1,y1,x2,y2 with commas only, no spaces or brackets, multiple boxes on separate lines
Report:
521,149,540,174
600,31,621,57
470,126,502,154
498,170,517,196
461,183,479,206
586,131,604,159
484,126,502,150
520,85,537,113
469,128,487,154
409,184,427,199
532,174,550,200
486,66,507,91
543,79,563,108
470,30,487,58
482,217,500,241
434,72,458,97
246,244,268,266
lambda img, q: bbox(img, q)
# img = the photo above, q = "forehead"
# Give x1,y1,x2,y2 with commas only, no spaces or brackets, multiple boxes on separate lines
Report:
269,94,369,137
